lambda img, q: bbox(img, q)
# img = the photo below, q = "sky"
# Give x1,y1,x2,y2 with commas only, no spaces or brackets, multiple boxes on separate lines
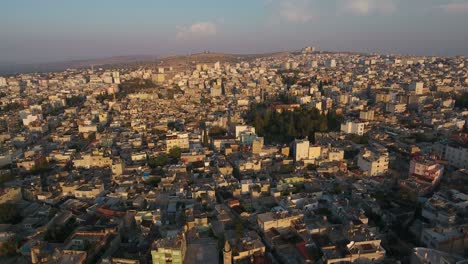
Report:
1,0,468,64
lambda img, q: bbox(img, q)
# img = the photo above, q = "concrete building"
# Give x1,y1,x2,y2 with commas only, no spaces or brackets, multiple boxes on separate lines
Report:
445,139,468,169
308,145,321,160
223,241,232,264
151,233,186,264
235,125,255,140
0,187,22,204
322,240,386,264
326,59,336,68
386,103,407,113
409,156,444,182
73,154,112,168
252,137,264,154
341,121,365,136
357,145,389,176
409,82,424,95
74,184,104,199
232,232,266,263
359,110,375,121
257,212,303,232
166,132,190,151
293,139,310,161
152,73,165,83
0,77,6,86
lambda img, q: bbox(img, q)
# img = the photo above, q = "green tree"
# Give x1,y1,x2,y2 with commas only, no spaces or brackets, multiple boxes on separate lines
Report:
0,237,18,256
148,154,168,168
235,220,244,238
245,99,343,144
454,92,468,109
168,146,182,160
208,126,227,136
145,176,161,187
0,204,22,224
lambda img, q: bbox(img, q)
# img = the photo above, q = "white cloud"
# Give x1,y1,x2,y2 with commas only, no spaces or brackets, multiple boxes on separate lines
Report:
267,0,397,23
342,0,396,15
176,22,217,40
439,2,468,13
279,0,316,22
267,0,318,23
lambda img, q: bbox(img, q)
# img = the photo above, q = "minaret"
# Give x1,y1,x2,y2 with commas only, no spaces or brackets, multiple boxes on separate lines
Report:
223,240,232,264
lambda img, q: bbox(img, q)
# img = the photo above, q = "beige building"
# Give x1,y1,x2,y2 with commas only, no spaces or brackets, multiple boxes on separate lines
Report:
359,110,374,121
252,137,264,154
386,103,406,113
232,232,266,263
166,133,189,151
409,82,424,95
322,240,385,264
74,154,112,168
357,146,389,176
257,212,303,232
74,184,104,199
293,139,309,161
0,187,22,204
308,146,321,160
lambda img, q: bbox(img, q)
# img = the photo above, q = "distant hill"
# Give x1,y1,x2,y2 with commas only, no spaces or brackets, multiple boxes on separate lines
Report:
155,51,291,69
0,55,159,75
0,51,291,75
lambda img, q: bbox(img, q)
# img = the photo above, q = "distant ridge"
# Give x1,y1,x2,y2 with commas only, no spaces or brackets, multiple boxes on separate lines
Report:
0,51,291,75
0,55,159,75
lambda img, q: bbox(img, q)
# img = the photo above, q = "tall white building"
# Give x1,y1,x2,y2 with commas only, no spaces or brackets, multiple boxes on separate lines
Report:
235,125,256,140
359,110,375,121
293,139,310,161
341,121,365,136
325,59,336,68
445,140,468,169
409,82,424,95
0,77,6,86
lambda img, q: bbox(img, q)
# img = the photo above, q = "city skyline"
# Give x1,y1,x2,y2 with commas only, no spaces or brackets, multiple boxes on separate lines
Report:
1,0,468,65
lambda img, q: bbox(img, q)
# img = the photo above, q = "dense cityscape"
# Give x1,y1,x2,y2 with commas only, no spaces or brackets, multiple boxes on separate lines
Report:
0,47,467,264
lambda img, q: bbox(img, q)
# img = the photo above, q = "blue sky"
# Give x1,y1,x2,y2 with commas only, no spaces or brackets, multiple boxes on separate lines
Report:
1,0,467,64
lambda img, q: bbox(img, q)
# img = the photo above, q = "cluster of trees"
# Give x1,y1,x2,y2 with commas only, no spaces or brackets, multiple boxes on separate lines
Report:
119,78,155,93
0,204,22,224
0,237,18,256
168,121,184,132
454,92,468,109
65,95,86,108
208,126,227,137
147,146,182,169
30,157,53,174
0,171,15,187
349,134,369,145
0,102,24,113
96,92,126,103
44,218,77,243
411,133,437,143
145,176,161,187
245,103,344,144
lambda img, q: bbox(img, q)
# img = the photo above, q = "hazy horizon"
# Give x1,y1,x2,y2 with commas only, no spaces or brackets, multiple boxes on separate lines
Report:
2,0,468,65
